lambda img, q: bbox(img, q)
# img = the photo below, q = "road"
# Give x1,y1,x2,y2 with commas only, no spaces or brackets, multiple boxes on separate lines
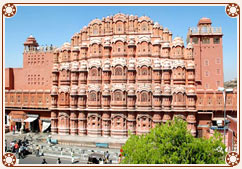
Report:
19,154,87,164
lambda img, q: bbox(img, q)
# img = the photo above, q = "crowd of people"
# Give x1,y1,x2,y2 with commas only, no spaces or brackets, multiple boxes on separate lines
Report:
6,136,116,164
6,137,31,159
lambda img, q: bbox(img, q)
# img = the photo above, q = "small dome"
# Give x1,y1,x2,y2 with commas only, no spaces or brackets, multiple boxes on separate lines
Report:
172,37,184,47
162,43,170,48
187,42,193,49
153,39,161,45
198,17,212,25
163,27,169,33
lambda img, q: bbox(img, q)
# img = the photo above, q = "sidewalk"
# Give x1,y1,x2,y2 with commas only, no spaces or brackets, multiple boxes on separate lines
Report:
5,132,127,148
51,134,127,148
5,132,123,164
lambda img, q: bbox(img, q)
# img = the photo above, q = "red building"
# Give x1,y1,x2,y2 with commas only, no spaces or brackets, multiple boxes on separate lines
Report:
5,14,237,143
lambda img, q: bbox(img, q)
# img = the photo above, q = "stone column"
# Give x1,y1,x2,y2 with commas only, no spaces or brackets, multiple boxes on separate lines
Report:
51,111,58,134
78,112,87,136
187,113,197,136
102,112,111,137
70,111,78,135
152,112,162,128
162,112,171,123
127,112,136,135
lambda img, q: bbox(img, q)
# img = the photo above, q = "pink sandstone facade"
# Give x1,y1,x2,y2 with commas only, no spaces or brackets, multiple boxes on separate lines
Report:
5,14,237,143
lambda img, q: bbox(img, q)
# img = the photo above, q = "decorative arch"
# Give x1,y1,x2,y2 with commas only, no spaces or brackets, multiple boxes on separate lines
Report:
89,91,97,101
114,66,123,76
141,91,148,102
92,24,99,35
116,21,124,33
114,90,123,101
177,92,184,103
115,40,125,53
90,67,98,76
140,66,149,76
141,21,148,32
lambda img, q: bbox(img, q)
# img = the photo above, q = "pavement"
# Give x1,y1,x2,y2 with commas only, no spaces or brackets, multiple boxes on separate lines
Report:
5,132,125,164
18,154,87,164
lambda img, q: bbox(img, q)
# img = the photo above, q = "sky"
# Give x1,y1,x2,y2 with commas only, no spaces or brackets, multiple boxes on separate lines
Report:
5,6,237,81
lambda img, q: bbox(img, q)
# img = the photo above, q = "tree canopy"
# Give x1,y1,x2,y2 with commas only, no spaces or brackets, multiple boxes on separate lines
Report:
120,118,226,164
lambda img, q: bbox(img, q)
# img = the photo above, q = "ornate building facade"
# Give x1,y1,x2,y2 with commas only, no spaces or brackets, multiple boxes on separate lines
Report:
5,14,237,142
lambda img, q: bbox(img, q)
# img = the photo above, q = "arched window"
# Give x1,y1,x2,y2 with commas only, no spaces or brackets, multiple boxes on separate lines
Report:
89,92,96,101
114,91,122,101
141,22,148,32
141,66,148,75
116,41,124,53
141,41,148,52
116,21,123,33
115,66,123,76
90,68,98,76
92,44,98,54
141,92,148,102
93,24,99,35
177,93,184,102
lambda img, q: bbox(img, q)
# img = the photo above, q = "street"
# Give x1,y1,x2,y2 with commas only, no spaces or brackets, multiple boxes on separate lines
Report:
19,154,87,164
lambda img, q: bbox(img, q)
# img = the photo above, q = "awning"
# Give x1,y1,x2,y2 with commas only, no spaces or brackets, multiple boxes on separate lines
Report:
11,118,22,122
212,117,225,121
197,111,213,114
24,117,38,123
42,121,51,132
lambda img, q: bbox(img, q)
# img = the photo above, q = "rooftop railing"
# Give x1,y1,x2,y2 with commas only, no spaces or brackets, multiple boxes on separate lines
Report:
188,27,222,35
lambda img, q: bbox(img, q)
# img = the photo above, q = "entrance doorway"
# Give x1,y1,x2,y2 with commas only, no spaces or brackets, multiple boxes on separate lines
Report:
16,122,21,131
30,120,39,132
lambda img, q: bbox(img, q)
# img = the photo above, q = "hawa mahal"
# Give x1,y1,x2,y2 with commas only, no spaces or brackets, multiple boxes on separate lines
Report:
5,14,237,143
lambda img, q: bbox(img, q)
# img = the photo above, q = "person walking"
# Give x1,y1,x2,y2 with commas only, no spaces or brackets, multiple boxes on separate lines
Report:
104,151,110,163
42,158,47,164
36,145,40,157
57,158,61,164
71,151,75,164
19,145,24,159
14,142,19,153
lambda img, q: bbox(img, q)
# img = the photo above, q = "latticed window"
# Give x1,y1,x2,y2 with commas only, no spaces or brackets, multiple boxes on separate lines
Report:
141,92,148,102
114,91,122,101
217,96,222,105
141,67,148,75
227,96,232,105
141,22,148,32
116,22,123,32
93,25,98,35
141,42,148,52
89,92,96,101
115,67,123,76
177,93,184,102
10,96,14,102
38,96,42,103
91,68,98,76
24,96,28,103
202,37,210,44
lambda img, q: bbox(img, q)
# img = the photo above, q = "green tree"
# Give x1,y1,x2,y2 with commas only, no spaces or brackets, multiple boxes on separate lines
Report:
121,118,226,164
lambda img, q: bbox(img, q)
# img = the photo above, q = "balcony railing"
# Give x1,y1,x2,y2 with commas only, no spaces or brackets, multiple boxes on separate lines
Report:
188,27,222,35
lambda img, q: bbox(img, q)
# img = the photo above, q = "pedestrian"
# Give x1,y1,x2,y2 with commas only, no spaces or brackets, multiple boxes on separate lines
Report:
36,145,40,157
5,140,7,152
19,145,24,159
71,151,74,164
57,157,61,164
14,142,19,153
99,158,103,164
105,151,110,162
42,158,47,164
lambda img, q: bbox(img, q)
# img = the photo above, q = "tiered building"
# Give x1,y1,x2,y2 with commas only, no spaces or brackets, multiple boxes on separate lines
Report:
5,14,237,144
